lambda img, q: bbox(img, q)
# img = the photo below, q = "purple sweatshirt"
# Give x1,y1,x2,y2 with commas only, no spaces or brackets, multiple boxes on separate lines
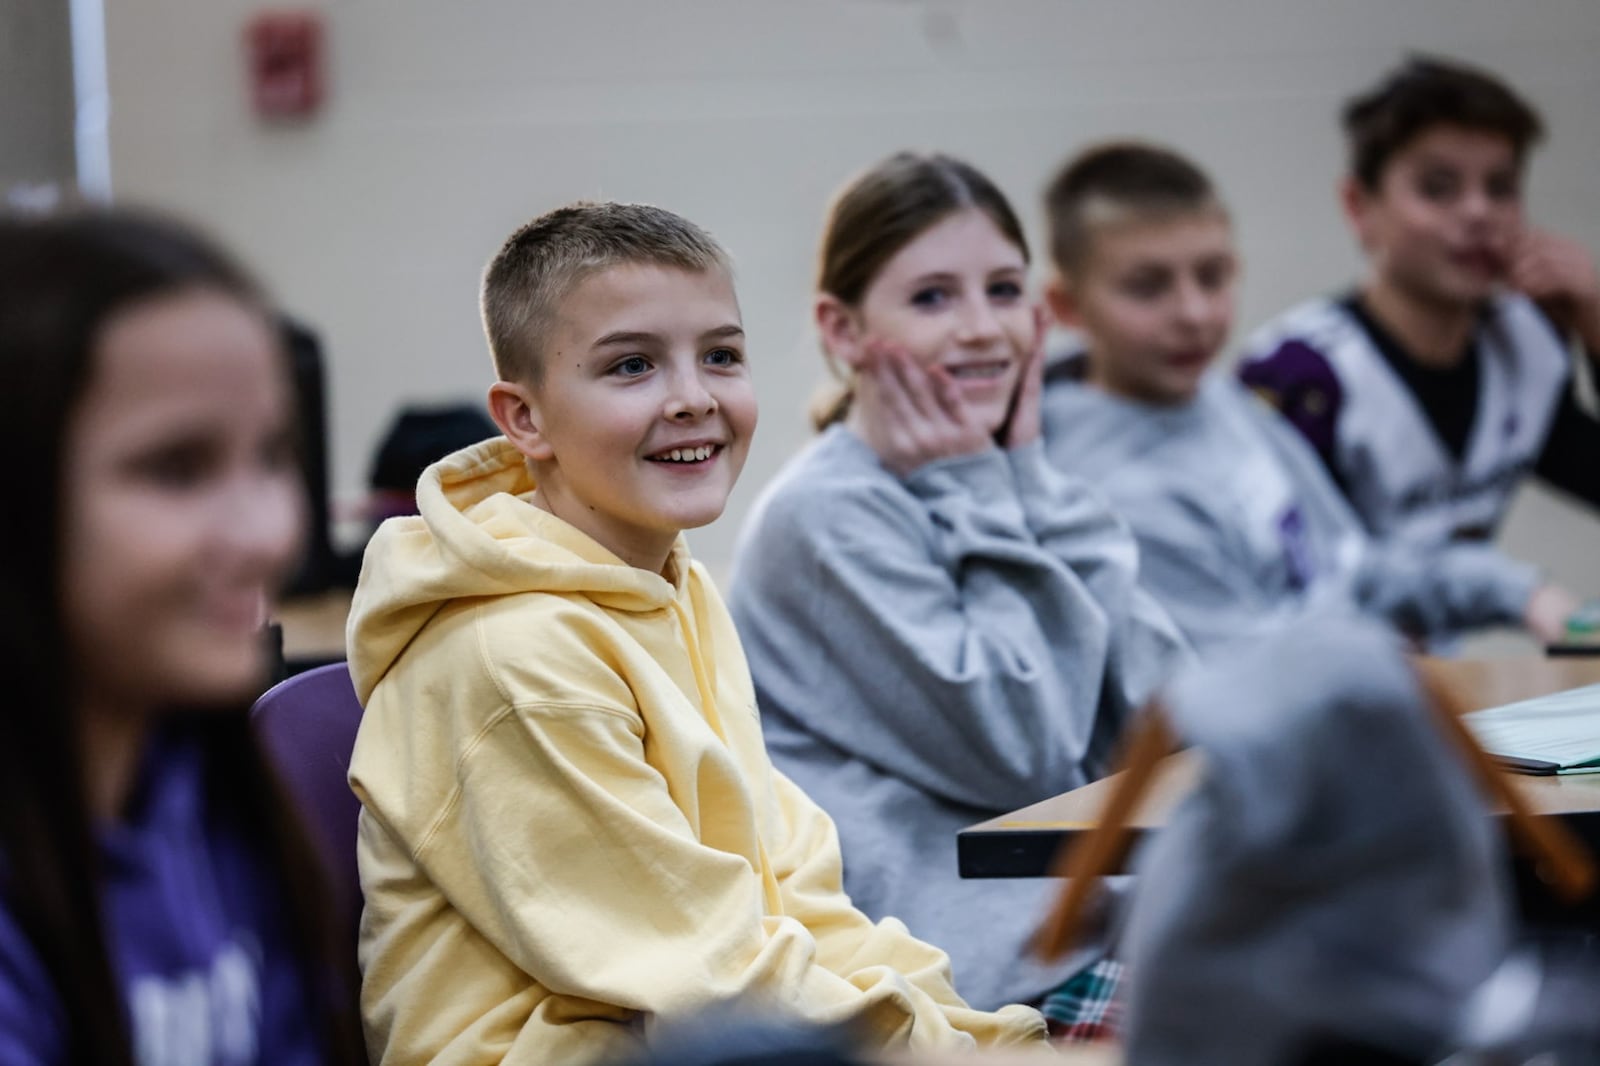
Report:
0,727,327,1065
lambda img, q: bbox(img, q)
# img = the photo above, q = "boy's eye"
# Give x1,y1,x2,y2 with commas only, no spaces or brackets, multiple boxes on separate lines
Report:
910,286,950,310
987,279,1024,302
1486,170,1521,202
1195,258,1234,292
1121,271,1170,300
704,347,743,367
611,356,652,377
1416,169,1460,202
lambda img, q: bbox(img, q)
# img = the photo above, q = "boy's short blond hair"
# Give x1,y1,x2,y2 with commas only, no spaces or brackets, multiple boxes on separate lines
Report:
481,201,730,384
1044,142,1222,276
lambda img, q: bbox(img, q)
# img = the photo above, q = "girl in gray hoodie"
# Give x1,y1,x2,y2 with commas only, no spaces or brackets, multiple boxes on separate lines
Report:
727,152,1189,1031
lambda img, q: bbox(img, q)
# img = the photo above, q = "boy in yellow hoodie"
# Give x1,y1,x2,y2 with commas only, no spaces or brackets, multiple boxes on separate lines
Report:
346,202,1046,1064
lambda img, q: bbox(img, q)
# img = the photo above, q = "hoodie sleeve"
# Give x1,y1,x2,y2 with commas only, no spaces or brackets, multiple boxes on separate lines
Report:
1351,538,1537,636
400,688,1041,1056
1105,458,1535,651
733,447,1146,811
1099,477,1342,658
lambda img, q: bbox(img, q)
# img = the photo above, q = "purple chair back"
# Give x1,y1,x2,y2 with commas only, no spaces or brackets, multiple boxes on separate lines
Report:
251,662,364,938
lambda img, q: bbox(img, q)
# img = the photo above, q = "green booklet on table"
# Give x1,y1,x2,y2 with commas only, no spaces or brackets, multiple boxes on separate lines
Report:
1465,682,1600,775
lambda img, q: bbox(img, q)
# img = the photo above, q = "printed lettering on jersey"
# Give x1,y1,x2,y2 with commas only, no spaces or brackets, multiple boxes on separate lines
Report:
1392,459,1531,531
129,935,261,1066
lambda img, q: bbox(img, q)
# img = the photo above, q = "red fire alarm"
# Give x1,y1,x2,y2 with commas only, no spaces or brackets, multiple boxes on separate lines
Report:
246,10,325,119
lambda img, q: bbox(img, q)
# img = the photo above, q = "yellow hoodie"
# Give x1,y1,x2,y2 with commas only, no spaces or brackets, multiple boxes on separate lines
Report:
346,438,1045,1064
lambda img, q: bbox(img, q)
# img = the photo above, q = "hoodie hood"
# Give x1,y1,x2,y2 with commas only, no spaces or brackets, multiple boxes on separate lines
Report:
347,436,689,703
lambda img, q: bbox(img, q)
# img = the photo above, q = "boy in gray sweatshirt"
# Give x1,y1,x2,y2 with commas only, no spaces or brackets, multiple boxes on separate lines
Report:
1038,142,1572,655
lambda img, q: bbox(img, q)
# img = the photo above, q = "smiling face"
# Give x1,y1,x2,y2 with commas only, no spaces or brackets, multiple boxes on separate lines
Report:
1347,124,1525,309
62,289,305,714
1050,208,1237,406
842,208,1033,434
504,262,757,570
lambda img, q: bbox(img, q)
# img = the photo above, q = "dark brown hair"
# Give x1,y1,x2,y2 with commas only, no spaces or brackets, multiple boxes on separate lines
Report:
1044,141,1219,274
812,152,1029,430
0,209,361,1065
482,201,730,384
1343,55,1544,191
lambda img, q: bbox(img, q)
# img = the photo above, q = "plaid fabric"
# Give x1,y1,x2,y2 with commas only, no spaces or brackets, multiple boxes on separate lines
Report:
1040,957,1124,1044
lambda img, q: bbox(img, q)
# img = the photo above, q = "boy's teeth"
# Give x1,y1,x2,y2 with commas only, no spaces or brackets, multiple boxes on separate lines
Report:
656,445,715,462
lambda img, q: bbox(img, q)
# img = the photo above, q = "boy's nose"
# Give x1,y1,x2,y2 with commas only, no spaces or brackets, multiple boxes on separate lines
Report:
1175,280,1211,326
1459,184,1497,223
666,373,718,420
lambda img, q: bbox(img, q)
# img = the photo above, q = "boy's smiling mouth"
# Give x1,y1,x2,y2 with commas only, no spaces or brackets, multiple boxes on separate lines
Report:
645,442,723,463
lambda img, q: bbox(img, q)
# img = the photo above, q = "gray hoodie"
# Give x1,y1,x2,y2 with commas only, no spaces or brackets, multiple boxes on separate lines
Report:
1040,361,1537,655
727,425,1188,1010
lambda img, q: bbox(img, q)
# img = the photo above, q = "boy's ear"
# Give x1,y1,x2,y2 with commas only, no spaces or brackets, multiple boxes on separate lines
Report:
1044,275,1081,328
815,294,865,369
486,380,555,462
1338,175,1375,250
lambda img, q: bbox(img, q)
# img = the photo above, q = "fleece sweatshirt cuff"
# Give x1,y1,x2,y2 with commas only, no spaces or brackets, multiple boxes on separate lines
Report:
902,448,1020,514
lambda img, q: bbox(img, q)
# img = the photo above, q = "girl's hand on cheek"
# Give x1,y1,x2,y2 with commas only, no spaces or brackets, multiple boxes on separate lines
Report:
854,339,991,477
1000,305,1048,450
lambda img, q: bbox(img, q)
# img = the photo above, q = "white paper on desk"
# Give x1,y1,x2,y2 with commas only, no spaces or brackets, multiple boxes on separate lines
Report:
1465,683,1600,769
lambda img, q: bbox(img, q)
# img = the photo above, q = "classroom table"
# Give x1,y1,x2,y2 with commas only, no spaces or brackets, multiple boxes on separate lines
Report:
958,656,1600,881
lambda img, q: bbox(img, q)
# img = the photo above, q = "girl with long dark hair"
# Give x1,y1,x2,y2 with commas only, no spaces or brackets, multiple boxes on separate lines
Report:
0,210,360,1064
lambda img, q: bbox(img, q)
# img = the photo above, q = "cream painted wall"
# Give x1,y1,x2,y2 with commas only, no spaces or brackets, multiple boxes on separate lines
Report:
103,0,1600,599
